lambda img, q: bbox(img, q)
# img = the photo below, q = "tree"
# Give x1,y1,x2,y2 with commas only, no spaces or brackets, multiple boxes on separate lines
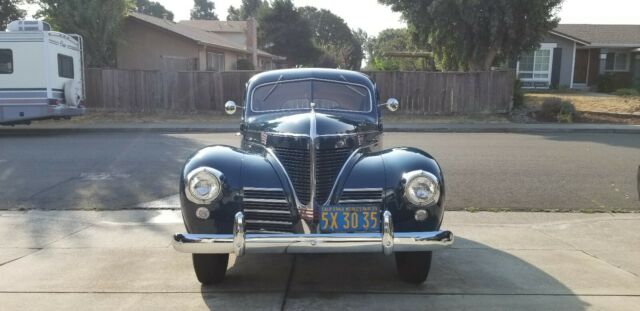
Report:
379,0,563,71
257,0,320,66
191,0,218,20
227,0,266,21
1,0,26,30
366,28,431,71
135,0,174,21
34,0,131,67
299,7,364,70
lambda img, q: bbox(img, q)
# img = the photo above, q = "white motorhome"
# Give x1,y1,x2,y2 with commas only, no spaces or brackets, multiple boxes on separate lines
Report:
0,20,85,125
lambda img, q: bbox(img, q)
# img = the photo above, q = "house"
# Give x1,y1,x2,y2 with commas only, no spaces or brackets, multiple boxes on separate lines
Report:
515,24,640,89
116,12,283,71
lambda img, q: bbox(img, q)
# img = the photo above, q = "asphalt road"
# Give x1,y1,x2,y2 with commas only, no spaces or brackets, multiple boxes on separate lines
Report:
0,132,638,211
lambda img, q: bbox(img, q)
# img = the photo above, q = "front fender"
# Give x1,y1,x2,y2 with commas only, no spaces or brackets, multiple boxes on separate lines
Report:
334,147,445,232
180,145,289,234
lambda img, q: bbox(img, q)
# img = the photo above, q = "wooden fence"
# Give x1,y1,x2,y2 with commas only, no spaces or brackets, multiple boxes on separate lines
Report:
85,69,514,114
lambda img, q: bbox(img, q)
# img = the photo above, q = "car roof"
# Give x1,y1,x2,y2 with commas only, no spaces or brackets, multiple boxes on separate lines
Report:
247,68,375,89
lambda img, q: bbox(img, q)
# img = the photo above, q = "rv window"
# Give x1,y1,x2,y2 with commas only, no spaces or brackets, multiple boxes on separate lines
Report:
58,54,74,78
0,49,12,74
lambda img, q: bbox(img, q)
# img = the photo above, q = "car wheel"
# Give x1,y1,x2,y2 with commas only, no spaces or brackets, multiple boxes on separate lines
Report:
192,254,229,285
395,251,432,284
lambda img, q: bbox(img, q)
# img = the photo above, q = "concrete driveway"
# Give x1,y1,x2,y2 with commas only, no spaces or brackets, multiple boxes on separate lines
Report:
1,210,639,310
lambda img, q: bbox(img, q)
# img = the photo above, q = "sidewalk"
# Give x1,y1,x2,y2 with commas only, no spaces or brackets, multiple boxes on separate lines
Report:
2,121,640,134
1,210,639,310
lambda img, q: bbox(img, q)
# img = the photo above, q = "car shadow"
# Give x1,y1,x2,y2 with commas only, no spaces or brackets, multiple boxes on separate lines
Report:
199,238,589,310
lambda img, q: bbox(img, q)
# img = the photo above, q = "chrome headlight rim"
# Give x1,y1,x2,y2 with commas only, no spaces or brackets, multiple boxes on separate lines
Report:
185,167,223,204
402,170,441,207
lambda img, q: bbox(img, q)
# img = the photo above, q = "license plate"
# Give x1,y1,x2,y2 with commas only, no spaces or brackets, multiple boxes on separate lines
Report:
320,206,380,233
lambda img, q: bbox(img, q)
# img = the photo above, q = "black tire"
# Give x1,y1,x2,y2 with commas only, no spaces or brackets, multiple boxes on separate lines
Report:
192,254,229,285
395,251,432,284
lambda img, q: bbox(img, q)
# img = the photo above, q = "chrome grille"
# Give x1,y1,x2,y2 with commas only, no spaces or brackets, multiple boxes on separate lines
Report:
316,147,352,203
243,188,293,233
274,146,353,205
274,147,311,203
339,188,383,204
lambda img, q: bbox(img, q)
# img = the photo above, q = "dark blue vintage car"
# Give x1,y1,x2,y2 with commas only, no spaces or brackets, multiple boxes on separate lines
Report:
172,68,453,284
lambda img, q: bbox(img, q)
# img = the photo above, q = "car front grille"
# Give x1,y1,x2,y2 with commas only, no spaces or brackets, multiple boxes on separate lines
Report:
274,146,353,205
316,147,353,203
243,188,294,233
273,147,311,203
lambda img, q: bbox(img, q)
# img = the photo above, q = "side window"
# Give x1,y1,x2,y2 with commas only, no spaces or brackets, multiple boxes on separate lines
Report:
58,54,74,78
0,49,13,74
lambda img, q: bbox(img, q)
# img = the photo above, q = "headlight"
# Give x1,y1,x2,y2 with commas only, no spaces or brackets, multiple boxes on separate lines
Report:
185,167,222,204
403,170,440,207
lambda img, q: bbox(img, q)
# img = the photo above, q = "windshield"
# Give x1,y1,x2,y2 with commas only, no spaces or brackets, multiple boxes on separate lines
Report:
251,80,371,112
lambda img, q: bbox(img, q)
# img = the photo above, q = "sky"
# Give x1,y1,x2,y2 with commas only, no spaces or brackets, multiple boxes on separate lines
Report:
22,0,640,37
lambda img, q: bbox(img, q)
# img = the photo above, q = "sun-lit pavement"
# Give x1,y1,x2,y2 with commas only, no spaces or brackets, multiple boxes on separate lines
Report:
0,210,639,310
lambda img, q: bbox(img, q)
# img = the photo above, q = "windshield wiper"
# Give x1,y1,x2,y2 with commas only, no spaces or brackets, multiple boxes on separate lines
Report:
339,74,366,97
262,75,284,101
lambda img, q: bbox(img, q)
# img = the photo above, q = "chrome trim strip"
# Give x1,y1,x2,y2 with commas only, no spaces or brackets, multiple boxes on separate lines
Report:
172,212,454,255
342,188,384,192
243,209,291,214
309,103,317,210
243,187,284,192
243,198,288,204
245,219,293,225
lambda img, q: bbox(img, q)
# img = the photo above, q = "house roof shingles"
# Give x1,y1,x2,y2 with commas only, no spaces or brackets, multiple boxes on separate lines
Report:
178,20,247,33
554,24,640,47
128,12,276,57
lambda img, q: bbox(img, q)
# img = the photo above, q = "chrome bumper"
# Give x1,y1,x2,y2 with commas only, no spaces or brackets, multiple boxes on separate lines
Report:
173,211,454,255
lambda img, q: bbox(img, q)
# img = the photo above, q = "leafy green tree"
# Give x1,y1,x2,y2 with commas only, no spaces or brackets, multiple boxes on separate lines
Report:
379,0,563,71
299,7,364,70
227,0,266,21
257,0,320,66
0,0,26,30
135,0,174,21
34,0,131,67
191,0,218,20
366,28,430,71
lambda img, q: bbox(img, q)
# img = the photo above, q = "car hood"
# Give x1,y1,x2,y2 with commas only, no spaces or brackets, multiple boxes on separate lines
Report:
245,111,378,136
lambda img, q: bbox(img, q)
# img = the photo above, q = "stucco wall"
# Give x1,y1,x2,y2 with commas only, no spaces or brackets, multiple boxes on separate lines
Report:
541,34,576,88
117,19,201,70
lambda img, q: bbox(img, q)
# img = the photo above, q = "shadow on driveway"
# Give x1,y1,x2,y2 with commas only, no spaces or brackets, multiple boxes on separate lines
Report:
199,238,589,310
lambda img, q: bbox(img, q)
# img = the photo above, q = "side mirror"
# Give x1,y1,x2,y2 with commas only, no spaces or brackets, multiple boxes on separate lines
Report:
225,101,242,115
384,98,399,112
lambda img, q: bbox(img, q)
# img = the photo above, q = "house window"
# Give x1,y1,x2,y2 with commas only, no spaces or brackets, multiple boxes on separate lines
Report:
0,49,13,74
58,54,74,78
605,52,629,72
517,48,553,88
207,52,225,71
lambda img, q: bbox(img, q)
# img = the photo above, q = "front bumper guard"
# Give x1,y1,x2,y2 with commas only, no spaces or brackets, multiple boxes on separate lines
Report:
172,211,454,256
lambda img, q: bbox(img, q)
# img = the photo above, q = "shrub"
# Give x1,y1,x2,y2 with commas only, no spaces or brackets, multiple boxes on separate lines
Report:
513,79,524,107
613,88,640,97
596,73,633,93
541,97,575,123
235,59,255,70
